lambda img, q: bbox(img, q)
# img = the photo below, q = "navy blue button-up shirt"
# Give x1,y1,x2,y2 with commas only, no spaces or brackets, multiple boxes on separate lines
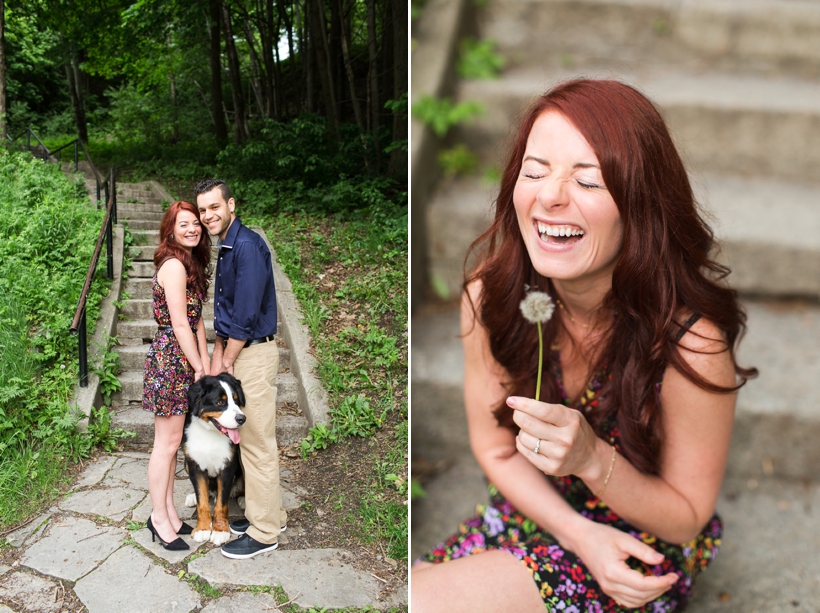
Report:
213,219,277,341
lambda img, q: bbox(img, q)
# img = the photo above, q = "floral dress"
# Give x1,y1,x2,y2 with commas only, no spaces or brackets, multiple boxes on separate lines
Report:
142,275,203,417
419,345,721,612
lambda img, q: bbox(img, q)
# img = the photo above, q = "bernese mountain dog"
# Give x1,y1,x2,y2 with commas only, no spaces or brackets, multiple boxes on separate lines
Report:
182,373,246,545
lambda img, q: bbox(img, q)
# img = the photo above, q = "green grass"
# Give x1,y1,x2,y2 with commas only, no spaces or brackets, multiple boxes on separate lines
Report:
0,151,129,531
0,445,74,528
250,202,408,561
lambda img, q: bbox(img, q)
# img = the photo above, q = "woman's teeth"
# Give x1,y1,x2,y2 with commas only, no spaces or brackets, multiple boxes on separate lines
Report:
537,222,585,241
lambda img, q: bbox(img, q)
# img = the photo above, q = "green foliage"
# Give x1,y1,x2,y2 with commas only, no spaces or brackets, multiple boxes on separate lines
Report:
331,394,386,438
0,151,131,529
438,144,480,177
411,479,428,500
92,335,122,404
458,38,506,80
86,405,136,454
0,152,110,457
4,3,67,134
218,115,403,216
0,444,73,531
412,96,483,138
384,94,408,154
300,423,339,458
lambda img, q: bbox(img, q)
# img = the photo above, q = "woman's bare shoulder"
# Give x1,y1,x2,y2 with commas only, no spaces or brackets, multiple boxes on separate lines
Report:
671,313,735,389
156,257,186,286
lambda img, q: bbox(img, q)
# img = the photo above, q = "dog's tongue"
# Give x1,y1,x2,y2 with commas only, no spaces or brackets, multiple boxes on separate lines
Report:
227,428,241,444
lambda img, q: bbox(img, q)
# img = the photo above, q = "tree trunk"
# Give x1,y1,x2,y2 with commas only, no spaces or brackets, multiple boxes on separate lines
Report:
0,0,6,142
329,0,342,122
242,17,266,118
64,49,88,143
169,71,180,143
366,0,379,161
297,0,314,113
222,3,249,143
308,0,338,140
268,0,282,120
389,0,407,180
259,0,279,121
208,0,229,144
336,0,365,141
277,0,297,111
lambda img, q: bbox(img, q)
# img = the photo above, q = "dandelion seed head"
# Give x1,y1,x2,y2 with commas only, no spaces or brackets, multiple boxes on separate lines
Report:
520,291,555,324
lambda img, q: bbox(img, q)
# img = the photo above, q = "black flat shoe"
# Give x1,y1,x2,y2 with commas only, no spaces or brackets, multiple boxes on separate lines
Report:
147,516,190,551
176,521,193,535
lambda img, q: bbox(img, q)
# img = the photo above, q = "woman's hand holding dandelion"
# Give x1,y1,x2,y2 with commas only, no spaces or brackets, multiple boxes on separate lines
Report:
508,395,609,483
519,290,555,402
516,289,609,485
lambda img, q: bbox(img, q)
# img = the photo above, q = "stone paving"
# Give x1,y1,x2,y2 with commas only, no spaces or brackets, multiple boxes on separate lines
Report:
1,452,406,612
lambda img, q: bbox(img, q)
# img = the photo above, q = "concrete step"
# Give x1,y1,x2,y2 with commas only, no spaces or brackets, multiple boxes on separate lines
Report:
117,202,165,213
125,278,158,297
125,219,161,231
112,370,299,407
111,404,309,450
123,278,217,300
458,66,820,183
130,262,157,278
129,245,156,262
426,174,820,300
117,188,158,200
119,210,164,222
117,319,216,343
131,257,218,279
120,298,216,321
132,230,159,246
114,341,291,372
482,0,820,78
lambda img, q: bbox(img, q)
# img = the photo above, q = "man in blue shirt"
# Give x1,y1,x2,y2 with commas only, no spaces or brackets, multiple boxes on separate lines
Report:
195,178,287,559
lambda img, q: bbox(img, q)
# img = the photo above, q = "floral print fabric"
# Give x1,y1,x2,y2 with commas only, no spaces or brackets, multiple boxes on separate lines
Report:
419,346,721,611
142,275,202,417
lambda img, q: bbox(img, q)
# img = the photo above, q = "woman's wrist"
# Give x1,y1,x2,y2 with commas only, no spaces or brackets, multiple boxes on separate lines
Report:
552,511,593,554
579,437,615,494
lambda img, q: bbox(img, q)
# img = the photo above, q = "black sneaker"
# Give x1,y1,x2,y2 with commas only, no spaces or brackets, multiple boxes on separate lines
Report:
230,518,287,535
221,534,278,559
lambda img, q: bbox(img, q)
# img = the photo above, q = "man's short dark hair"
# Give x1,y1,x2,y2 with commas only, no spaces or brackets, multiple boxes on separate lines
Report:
194,178,232,202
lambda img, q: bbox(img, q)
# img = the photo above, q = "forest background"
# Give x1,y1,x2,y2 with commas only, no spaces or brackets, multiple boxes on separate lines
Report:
0,0,408,571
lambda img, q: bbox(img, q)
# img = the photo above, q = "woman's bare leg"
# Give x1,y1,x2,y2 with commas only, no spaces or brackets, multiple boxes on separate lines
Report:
164,452,182,530
147,414,185,542
411,550,544,613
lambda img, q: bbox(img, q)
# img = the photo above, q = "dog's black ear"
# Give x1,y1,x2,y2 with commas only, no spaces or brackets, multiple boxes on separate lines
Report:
187,378,206,415
217,372,245,407
234,378,246,408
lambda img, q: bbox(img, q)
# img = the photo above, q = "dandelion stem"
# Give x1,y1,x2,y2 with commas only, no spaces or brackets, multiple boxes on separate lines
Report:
536,321,543,402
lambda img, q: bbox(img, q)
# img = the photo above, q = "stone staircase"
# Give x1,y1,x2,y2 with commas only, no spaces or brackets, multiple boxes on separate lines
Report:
109,182,308,449
414,0,820,609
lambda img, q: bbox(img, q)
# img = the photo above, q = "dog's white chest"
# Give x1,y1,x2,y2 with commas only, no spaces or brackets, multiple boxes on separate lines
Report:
185,419,232,476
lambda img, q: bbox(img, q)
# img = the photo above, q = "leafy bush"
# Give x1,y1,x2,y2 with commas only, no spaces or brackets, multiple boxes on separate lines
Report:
458,37,506,80
0,151,110,456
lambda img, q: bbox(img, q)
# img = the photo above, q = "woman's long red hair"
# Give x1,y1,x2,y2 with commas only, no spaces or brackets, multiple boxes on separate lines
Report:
466,79,757,475
154,201,211,299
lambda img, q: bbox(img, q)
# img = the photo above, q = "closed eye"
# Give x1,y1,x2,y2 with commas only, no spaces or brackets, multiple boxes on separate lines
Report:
577,179,604,189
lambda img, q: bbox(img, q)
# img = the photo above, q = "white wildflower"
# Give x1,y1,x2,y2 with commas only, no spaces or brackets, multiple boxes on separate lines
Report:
519,291,555,324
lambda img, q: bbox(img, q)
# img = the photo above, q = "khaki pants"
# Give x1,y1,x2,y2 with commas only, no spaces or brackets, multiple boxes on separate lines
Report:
233,341,287,544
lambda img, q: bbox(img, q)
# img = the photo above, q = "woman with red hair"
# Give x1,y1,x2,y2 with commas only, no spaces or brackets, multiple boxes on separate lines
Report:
142,200,212,550
413,80,756,611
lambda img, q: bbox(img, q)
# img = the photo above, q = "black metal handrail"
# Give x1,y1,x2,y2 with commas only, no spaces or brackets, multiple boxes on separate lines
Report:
7,128,51,162
69,165,117,387
7,127,119,388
